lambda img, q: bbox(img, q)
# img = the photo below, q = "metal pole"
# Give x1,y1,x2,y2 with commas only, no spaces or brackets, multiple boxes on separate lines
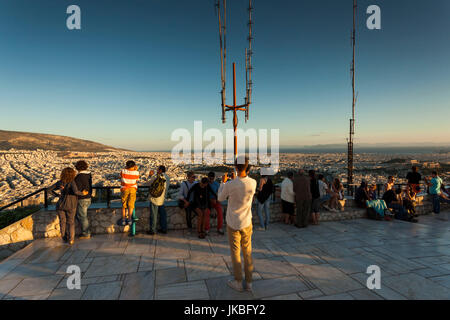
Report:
233,62,238,161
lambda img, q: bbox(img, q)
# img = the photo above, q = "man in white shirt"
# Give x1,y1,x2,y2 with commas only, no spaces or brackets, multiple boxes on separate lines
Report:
280,172,295,224
218,156,256,292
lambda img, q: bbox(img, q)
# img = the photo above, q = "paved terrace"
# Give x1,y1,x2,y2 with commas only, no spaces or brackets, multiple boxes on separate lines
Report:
0,212,449,300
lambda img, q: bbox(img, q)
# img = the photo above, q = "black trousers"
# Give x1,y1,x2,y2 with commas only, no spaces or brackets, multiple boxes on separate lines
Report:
296,199,311,227
185,206,193,229
58,209,76,241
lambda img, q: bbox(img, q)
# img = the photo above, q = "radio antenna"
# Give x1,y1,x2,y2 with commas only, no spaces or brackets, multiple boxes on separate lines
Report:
216,0,254,161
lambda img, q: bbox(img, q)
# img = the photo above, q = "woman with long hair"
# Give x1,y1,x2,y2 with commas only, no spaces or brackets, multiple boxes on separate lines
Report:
48,167,88,245
331,178,345,211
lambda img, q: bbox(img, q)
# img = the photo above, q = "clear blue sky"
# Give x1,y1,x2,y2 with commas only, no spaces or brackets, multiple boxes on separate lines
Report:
1,0,449,151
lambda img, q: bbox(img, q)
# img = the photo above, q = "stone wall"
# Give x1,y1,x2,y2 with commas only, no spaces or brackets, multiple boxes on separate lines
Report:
1,196,448,261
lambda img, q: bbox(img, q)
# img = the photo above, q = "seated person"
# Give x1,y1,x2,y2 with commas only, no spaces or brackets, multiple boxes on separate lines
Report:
368,184,377,200
402,185,417,216
383,188,418,223
186,177,217,239
331,178,346,212
355,181,370,208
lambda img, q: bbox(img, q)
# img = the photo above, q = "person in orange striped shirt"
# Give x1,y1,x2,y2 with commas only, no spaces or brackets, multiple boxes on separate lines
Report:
120,160,139,226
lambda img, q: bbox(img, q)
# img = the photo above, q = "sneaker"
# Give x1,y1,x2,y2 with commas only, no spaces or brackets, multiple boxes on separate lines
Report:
120,219,126,226
384,216,392,221
127,219,133,226
227,280,243,292
245,282,253,292
217,229,225,235
323,205,331,211
256,226,265,231
79,234,91,240
68,240,74,246
205,230,210,236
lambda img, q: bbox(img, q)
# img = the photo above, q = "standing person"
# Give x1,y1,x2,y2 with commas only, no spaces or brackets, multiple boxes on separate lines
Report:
406,166,422,195
425,171,450,214
256,175,273,230
281,172,295,225
293,169,312,228
309,170,321,225
187,177,217,239
218,156,256,292
178,171,198,231
74,161,92,239
48,168,88,245
148,165,170,235
120,161,139,226
205,172,224,235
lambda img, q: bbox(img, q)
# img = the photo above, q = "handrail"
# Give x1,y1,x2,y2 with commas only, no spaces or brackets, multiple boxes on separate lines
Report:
0,185,152,212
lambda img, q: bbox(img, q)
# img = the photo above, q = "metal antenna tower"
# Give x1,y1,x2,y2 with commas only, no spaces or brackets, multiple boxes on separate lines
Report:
216,0,254,161
348,0,357,185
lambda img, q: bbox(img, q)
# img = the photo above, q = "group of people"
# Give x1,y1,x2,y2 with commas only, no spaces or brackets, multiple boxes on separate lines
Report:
47,159,449,294
278,170,346,228
354,166,450,223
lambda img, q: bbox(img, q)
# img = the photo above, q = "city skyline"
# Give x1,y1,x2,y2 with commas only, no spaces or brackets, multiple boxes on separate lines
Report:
1,0,449,151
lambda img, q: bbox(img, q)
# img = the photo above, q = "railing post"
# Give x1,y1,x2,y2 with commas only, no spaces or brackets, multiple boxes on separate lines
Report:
44,188,48,209
107,188,111,208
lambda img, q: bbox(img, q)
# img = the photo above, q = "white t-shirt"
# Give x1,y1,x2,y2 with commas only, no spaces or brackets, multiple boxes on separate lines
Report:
280,178,295,203
318,180,328,198
218,176,257,230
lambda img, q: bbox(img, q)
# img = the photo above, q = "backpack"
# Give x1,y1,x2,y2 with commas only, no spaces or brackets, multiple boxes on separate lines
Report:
149,175,166,198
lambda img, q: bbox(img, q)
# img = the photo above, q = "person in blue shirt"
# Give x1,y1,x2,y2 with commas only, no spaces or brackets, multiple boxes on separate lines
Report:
205,172,224,235
425,171,450,214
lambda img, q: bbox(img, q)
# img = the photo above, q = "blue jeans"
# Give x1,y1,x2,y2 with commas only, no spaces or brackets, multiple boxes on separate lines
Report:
388,203,408,220
257,198,271,229
150,203,167,233
76,198,91,236
432,194,450,214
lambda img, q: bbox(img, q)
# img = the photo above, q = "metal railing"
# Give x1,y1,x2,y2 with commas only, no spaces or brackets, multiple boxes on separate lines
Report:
0,181,445,213
0,186,152,212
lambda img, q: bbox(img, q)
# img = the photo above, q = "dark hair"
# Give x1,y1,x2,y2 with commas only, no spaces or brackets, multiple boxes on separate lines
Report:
333,178,341,189
317,174,324,180
308,170,315,178
158,165,166,173
60,167,76,184
412,166,417,172
201,177,209,184
235,155,249,173
208,171,215,178
395,188,402,195
388,176,394,180
75,160,88,171
432,171,438,176
287,172,294,178
126,161,136,169
187,171,195,178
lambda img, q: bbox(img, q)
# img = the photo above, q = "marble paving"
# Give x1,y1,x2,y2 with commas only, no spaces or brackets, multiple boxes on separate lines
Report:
0,212,449,300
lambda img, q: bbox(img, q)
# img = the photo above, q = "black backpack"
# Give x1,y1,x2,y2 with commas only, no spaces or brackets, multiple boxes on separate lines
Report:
149,175,166,198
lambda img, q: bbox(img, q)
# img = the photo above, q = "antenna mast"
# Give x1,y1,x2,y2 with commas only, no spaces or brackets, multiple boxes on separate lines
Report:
216,0,254,161
348,0,357,186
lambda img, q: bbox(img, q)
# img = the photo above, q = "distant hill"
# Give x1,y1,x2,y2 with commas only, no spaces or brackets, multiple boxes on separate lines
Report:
0,130,126,152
